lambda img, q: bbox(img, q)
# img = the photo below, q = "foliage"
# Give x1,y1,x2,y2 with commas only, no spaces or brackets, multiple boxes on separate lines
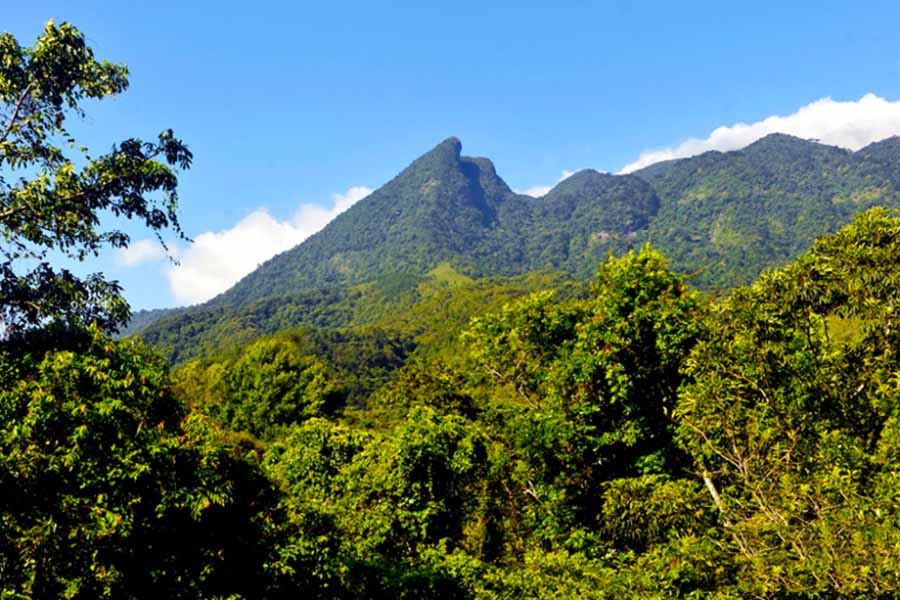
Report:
0,328,284,598
173,325,414,424
138,267,584,366
0,21,191,334
16,209,900,596
11,23,900,594
460,248,704,553
161,218,900,595
194,335,342,440
676,207,900,595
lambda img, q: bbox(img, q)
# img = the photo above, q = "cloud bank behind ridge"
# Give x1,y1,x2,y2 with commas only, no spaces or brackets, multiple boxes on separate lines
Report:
619,94,900,173
119,186,372,305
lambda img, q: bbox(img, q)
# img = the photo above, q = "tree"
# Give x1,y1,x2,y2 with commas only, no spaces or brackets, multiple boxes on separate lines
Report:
223,336,342,439
0,20,191,334
675,209,900,594
0,328,283,598
463,248,704,550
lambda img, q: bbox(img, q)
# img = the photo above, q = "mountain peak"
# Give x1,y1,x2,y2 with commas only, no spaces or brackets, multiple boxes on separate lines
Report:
857,136,900,163
393,138,512,199
442,136,462,150
544,169,615,197
399,137,465,177
741,133,851,164
745,132,810,149
559,168,608,183
432,136,463,158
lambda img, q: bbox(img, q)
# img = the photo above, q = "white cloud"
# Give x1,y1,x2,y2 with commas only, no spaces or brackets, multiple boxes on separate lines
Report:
619,93,900,173
162,185,372,305
516,169,580,197
116,238,167,267
518,185,553,197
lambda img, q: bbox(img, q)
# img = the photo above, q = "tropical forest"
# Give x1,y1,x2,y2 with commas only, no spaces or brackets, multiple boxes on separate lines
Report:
5,13,900,599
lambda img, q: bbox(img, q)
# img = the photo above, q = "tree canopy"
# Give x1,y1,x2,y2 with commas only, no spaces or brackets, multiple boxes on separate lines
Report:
0,20,191,334
8,17,900,600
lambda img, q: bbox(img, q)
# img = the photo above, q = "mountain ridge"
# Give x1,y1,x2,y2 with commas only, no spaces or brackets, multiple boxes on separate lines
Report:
132,132,900,349
207,136,667,308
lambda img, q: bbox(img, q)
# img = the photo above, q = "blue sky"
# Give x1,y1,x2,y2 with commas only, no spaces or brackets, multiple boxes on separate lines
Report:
6,0,900,309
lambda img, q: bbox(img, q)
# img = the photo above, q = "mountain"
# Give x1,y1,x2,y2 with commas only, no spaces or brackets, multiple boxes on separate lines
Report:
207,137,654,307
635,133,900,287
857,135,900,167
208,137,508,305
134,133,900,358
216,133,900,306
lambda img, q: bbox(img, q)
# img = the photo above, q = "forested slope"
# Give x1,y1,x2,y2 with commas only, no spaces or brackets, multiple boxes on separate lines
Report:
214,132,900,305
635,133,900,287
135,133,900,355
13,209,895,597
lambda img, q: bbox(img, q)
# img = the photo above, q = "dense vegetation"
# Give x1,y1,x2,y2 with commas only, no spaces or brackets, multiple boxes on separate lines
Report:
638,133,900,289
138,266,586,365
135,129,900,355
218,131,900,304
10,209,900,597
8,19,900,599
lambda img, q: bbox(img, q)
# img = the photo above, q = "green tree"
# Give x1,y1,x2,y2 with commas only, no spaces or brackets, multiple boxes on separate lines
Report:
221,336,342,439
0,20,191,333
339,406,489,559
675,209,900,595
464,248,704,551
0,328,283,598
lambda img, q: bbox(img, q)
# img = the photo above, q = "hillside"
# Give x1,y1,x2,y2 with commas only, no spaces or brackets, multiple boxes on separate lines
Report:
634,133,900,287
134,133,900,354
140,265,586,364
206,137,655,308
212,133,900,306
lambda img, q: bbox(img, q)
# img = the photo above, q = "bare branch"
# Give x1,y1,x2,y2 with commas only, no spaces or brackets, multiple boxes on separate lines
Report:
702,469,733,528
0,84,35,144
